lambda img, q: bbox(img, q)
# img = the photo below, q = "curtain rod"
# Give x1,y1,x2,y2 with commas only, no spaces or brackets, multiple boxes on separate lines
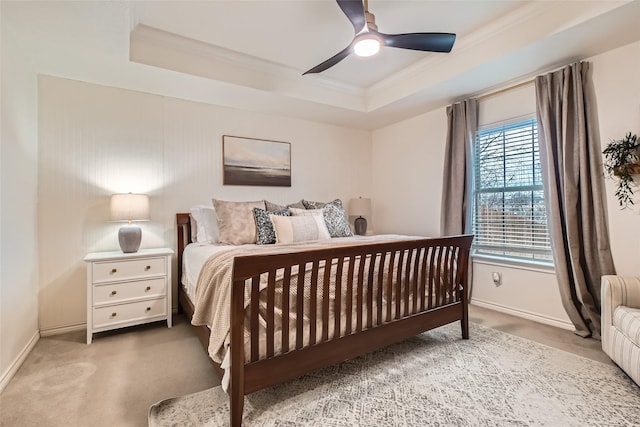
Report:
476,79,535,102
474,60,588,102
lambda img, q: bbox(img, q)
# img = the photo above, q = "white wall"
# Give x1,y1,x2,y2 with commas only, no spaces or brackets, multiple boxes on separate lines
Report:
372,108,447,237
594,41,640,275
37,76,372,333
0,4,40,390
372,40,640,329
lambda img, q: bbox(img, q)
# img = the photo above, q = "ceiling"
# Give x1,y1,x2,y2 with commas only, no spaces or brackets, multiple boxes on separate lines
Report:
7,1,640,130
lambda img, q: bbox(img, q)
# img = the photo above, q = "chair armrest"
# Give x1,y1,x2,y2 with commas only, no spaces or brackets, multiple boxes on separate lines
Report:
601,275,640,355
602,276,640,312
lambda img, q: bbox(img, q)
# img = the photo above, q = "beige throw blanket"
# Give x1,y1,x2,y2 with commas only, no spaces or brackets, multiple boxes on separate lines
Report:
191,235,421,364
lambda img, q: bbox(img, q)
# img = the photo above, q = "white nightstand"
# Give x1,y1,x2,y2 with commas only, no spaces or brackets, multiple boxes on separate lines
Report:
84,248,174,344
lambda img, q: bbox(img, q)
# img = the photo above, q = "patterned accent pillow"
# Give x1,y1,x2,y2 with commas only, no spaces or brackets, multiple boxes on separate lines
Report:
212,199,265,245
253,208,290,245
270,214,331,244
322,203,353,238
265,200,305,212
301,199,328,209
302,198,345,210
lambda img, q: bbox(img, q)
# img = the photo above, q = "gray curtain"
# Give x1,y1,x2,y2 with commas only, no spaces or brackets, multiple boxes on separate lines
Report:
441,99,478,236
535,61,616,338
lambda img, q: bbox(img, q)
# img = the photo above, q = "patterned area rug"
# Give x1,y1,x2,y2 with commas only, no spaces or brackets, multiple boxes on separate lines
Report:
149,322,640,426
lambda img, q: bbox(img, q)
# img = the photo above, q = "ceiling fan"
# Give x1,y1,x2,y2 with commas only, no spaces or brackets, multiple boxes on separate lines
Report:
303,0,456,75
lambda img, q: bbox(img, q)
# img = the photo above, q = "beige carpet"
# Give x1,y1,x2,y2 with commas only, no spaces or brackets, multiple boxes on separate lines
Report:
0,316,219,427
149,322,640,426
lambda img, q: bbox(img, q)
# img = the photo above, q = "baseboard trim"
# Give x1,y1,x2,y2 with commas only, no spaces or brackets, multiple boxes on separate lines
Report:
39,323,85,337
0,330,40,393
40,312,179,337
470,298,574,331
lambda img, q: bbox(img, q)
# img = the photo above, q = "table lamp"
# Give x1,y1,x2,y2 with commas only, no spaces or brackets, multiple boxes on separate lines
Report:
110,193,149,253
349,197,371,236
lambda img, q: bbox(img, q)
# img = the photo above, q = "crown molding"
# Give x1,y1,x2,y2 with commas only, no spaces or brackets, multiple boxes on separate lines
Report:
364,0,631,111
130,24,366,109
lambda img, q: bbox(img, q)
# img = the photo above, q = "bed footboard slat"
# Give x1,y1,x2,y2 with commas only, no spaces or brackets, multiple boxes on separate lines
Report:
395,250,404,319
386,251,395,322
295,263,305,350
333,257,344,340
449,247,457,304
356,255,366,332
404,248,413,316
345,256,355,335
419,247,428,311
376,251,386,326
282,266,291,354
366,252,376,329
266,272,276,358
436,247,445,307
250,277,260,362
309,260,319,346
321,258,331,342
427,246,436,309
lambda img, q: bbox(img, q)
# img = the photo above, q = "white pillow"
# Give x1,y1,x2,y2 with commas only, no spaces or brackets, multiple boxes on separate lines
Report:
189,215,198,243
270,214,330,244
189,204,219,244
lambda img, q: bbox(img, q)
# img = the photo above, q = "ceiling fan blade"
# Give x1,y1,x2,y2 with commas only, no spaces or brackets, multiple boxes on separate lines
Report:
337,0,366,33
380,32,456,53
303,45,352,75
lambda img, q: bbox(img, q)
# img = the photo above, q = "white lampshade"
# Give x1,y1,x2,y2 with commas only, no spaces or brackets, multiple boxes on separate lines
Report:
349,197,372,217
110,193,149,223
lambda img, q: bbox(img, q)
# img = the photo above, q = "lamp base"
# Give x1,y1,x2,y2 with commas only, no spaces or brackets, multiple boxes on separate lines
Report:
354,216,367,236
118,225,142,253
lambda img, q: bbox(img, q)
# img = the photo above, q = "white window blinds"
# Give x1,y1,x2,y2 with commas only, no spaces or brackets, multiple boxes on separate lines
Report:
471,118,553,263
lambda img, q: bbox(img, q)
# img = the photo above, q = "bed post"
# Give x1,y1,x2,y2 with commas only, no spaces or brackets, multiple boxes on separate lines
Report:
230,275,246,426
459,239,471,339
176,213,191,298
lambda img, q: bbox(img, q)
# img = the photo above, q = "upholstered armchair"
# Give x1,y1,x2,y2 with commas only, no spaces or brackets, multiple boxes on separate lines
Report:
601,275,640,385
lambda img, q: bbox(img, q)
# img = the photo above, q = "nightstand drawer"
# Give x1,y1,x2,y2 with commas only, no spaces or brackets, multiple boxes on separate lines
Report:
93,278,166,305
93,297,167,329
92,257,165,282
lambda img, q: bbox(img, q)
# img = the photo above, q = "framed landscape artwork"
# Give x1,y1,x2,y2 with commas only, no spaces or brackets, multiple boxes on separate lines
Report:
222,135,291,187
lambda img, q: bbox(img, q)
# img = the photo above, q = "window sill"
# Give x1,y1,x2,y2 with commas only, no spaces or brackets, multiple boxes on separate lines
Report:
471,253,555,274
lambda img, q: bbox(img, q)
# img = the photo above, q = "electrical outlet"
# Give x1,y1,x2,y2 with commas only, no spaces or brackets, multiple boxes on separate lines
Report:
492,271,502,286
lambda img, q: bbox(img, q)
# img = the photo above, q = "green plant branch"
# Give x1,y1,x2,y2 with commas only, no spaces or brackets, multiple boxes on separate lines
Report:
603,132,639,208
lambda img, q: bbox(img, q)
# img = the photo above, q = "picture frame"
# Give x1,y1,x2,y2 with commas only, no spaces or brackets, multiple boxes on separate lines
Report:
222,135,291,187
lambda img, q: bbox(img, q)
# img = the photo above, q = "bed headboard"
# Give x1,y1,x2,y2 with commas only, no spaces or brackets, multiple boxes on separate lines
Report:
176,213,192,285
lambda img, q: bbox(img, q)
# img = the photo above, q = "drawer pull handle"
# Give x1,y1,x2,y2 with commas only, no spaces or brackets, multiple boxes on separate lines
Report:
111,268,117,274
145,286,151,292
111,312,117,317
111,290,117,296
146,307,151,312
145,265,151,271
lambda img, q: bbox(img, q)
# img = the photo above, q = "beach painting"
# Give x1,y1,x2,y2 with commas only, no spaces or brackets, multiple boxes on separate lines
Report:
222,135,291,187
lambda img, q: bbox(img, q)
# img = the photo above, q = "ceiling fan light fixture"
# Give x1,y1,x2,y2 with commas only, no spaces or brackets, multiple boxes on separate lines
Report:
302,0,456,75
353,37,380,57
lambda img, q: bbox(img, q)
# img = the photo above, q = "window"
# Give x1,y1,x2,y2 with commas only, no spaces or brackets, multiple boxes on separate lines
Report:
471,118,553,264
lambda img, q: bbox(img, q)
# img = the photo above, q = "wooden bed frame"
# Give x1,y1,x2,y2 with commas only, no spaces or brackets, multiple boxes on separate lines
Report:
176,213,473,426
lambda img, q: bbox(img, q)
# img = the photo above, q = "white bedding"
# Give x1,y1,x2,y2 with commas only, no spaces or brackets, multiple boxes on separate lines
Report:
181,243,236,301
